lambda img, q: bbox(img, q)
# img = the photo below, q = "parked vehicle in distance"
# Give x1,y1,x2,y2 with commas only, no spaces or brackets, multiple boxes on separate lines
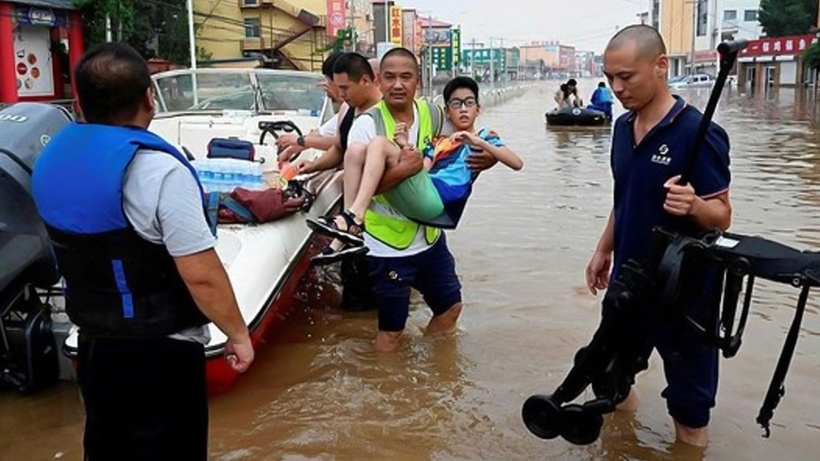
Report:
669,73,716,89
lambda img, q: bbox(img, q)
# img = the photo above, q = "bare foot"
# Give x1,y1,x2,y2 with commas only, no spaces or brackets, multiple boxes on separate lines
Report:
374,331,402,352
674,420,708,447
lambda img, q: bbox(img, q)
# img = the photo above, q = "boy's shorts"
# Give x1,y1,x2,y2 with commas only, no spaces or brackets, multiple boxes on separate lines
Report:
368,235,462,332
383,169,443,222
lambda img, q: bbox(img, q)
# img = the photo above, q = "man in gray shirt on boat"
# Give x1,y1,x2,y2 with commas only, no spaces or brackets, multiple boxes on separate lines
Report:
32,43,253,460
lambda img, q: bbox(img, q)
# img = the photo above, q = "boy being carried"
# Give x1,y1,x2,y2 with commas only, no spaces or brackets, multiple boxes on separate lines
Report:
308,76,522,248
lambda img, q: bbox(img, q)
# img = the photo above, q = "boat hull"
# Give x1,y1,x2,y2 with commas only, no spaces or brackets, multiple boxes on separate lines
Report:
205,233,329,395
546,107,609,126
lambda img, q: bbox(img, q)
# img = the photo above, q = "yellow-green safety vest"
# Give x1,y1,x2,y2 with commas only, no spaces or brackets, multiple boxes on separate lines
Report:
360,98,444,250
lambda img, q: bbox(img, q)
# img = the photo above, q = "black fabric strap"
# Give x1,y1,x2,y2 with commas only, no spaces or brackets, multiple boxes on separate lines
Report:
756,284,810,437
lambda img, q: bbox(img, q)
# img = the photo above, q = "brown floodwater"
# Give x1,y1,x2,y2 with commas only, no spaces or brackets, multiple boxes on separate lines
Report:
3,82,820,460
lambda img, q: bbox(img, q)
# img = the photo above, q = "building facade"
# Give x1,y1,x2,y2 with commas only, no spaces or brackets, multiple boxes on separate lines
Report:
737,34,818,90
195,0,329,71
651,0,763,77
519,41,575,76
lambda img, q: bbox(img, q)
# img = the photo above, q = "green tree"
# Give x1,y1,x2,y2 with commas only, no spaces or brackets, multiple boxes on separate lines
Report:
73,0,210,65
759,0,819,37
805,41,820,69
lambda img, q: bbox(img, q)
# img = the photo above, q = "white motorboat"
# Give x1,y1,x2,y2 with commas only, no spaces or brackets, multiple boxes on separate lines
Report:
0,68,342,395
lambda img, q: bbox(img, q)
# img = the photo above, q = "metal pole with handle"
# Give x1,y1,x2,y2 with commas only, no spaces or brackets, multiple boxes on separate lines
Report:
678,39,748,186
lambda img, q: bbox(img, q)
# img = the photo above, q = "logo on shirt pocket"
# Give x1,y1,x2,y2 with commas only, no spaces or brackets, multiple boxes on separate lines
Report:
651,143,671,166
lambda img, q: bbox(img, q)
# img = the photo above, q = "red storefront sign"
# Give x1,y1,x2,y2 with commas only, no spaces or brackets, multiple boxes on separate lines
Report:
694,50,717,63
390,6,402,46
326,0,346,38
740,34,818,57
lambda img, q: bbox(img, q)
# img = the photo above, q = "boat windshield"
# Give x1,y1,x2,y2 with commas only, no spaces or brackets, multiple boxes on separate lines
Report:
256,74,326,113
153,70,326,114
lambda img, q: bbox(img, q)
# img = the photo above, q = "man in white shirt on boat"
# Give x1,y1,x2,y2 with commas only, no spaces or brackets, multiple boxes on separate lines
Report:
276,56,381,164
280,52,383,264
274,51,347,158
31,43,253,461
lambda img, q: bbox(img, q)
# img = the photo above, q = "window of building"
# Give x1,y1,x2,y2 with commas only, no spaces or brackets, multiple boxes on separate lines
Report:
697,0,708,37
244,0,258,5
724,10,737,21
244,18,260,38
652,0,660,30
744,10,757,22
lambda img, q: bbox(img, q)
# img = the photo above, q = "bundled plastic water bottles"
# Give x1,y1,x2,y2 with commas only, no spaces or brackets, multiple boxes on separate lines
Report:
191,159,266,193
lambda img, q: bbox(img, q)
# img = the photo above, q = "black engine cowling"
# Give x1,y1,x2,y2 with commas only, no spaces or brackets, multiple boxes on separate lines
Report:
0,103,72,394
0,103,72,296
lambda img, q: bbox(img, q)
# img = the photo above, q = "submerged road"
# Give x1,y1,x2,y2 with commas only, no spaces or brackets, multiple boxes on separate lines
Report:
3,81,820,460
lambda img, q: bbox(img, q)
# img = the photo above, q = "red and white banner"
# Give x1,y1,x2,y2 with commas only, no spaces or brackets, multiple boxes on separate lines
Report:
402,9,416,51
327,0,346,38
740,34,818,57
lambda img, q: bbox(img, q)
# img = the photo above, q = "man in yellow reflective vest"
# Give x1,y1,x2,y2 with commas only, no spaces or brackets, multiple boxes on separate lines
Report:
326,48,497,352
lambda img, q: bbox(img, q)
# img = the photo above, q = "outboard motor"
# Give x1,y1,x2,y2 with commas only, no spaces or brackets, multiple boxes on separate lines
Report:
0,103,72,393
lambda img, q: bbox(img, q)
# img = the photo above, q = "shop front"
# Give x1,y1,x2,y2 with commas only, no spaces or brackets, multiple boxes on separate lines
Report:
737,34,818,91
0,0,84,104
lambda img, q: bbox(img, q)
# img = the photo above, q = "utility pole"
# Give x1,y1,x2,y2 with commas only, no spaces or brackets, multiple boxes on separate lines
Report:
689,0,696,76
346,0,357,52
489,37,494,86
185,0,198,105
500,38,505,83
428,12,433,94
470,38,475,79
384,1,390,44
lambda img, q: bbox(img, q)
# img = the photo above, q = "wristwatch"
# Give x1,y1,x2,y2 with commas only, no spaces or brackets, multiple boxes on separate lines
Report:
296,135,306,147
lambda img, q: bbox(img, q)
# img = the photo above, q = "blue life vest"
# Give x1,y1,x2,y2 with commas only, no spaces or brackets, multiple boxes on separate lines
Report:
31,123,211,337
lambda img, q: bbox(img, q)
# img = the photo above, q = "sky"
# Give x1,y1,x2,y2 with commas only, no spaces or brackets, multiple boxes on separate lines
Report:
401,0,648,53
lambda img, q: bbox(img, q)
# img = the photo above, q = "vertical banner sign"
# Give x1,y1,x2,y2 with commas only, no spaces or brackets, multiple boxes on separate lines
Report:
415,20,423,56
401,10,416,51
327,0,346,39
390,5,403,46
451,28,461,65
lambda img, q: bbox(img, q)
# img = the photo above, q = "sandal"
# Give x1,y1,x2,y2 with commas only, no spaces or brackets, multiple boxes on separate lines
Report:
306,209,365,246
310,243,369,266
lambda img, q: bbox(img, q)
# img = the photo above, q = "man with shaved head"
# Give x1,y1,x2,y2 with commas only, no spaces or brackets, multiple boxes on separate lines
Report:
585,24,732,446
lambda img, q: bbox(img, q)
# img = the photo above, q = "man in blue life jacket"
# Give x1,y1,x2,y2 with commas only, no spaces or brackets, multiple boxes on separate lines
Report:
31,43,254,460
588,81,615,120
585,25,731,447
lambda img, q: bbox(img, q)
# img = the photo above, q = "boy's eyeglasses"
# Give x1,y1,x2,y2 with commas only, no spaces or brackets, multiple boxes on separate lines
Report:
446,98,477,109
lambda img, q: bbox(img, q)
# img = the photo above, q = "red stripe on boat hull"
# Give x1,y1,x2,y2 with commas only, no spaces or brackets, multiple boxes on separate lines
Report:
205,236,324,395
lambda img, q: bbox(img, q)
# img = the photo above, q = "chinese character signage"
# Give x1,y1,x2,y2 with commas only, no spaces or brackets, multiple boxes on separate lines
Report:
402,10,416,51
326,0,346,39
451,28,461,64
390,5,403,46
740,34,818,57
431,46,452,71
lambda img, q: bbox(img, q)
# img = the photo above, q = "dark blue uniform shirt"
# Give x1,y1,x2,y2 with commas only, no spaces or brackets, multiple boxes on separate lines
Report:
610,96,731,281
